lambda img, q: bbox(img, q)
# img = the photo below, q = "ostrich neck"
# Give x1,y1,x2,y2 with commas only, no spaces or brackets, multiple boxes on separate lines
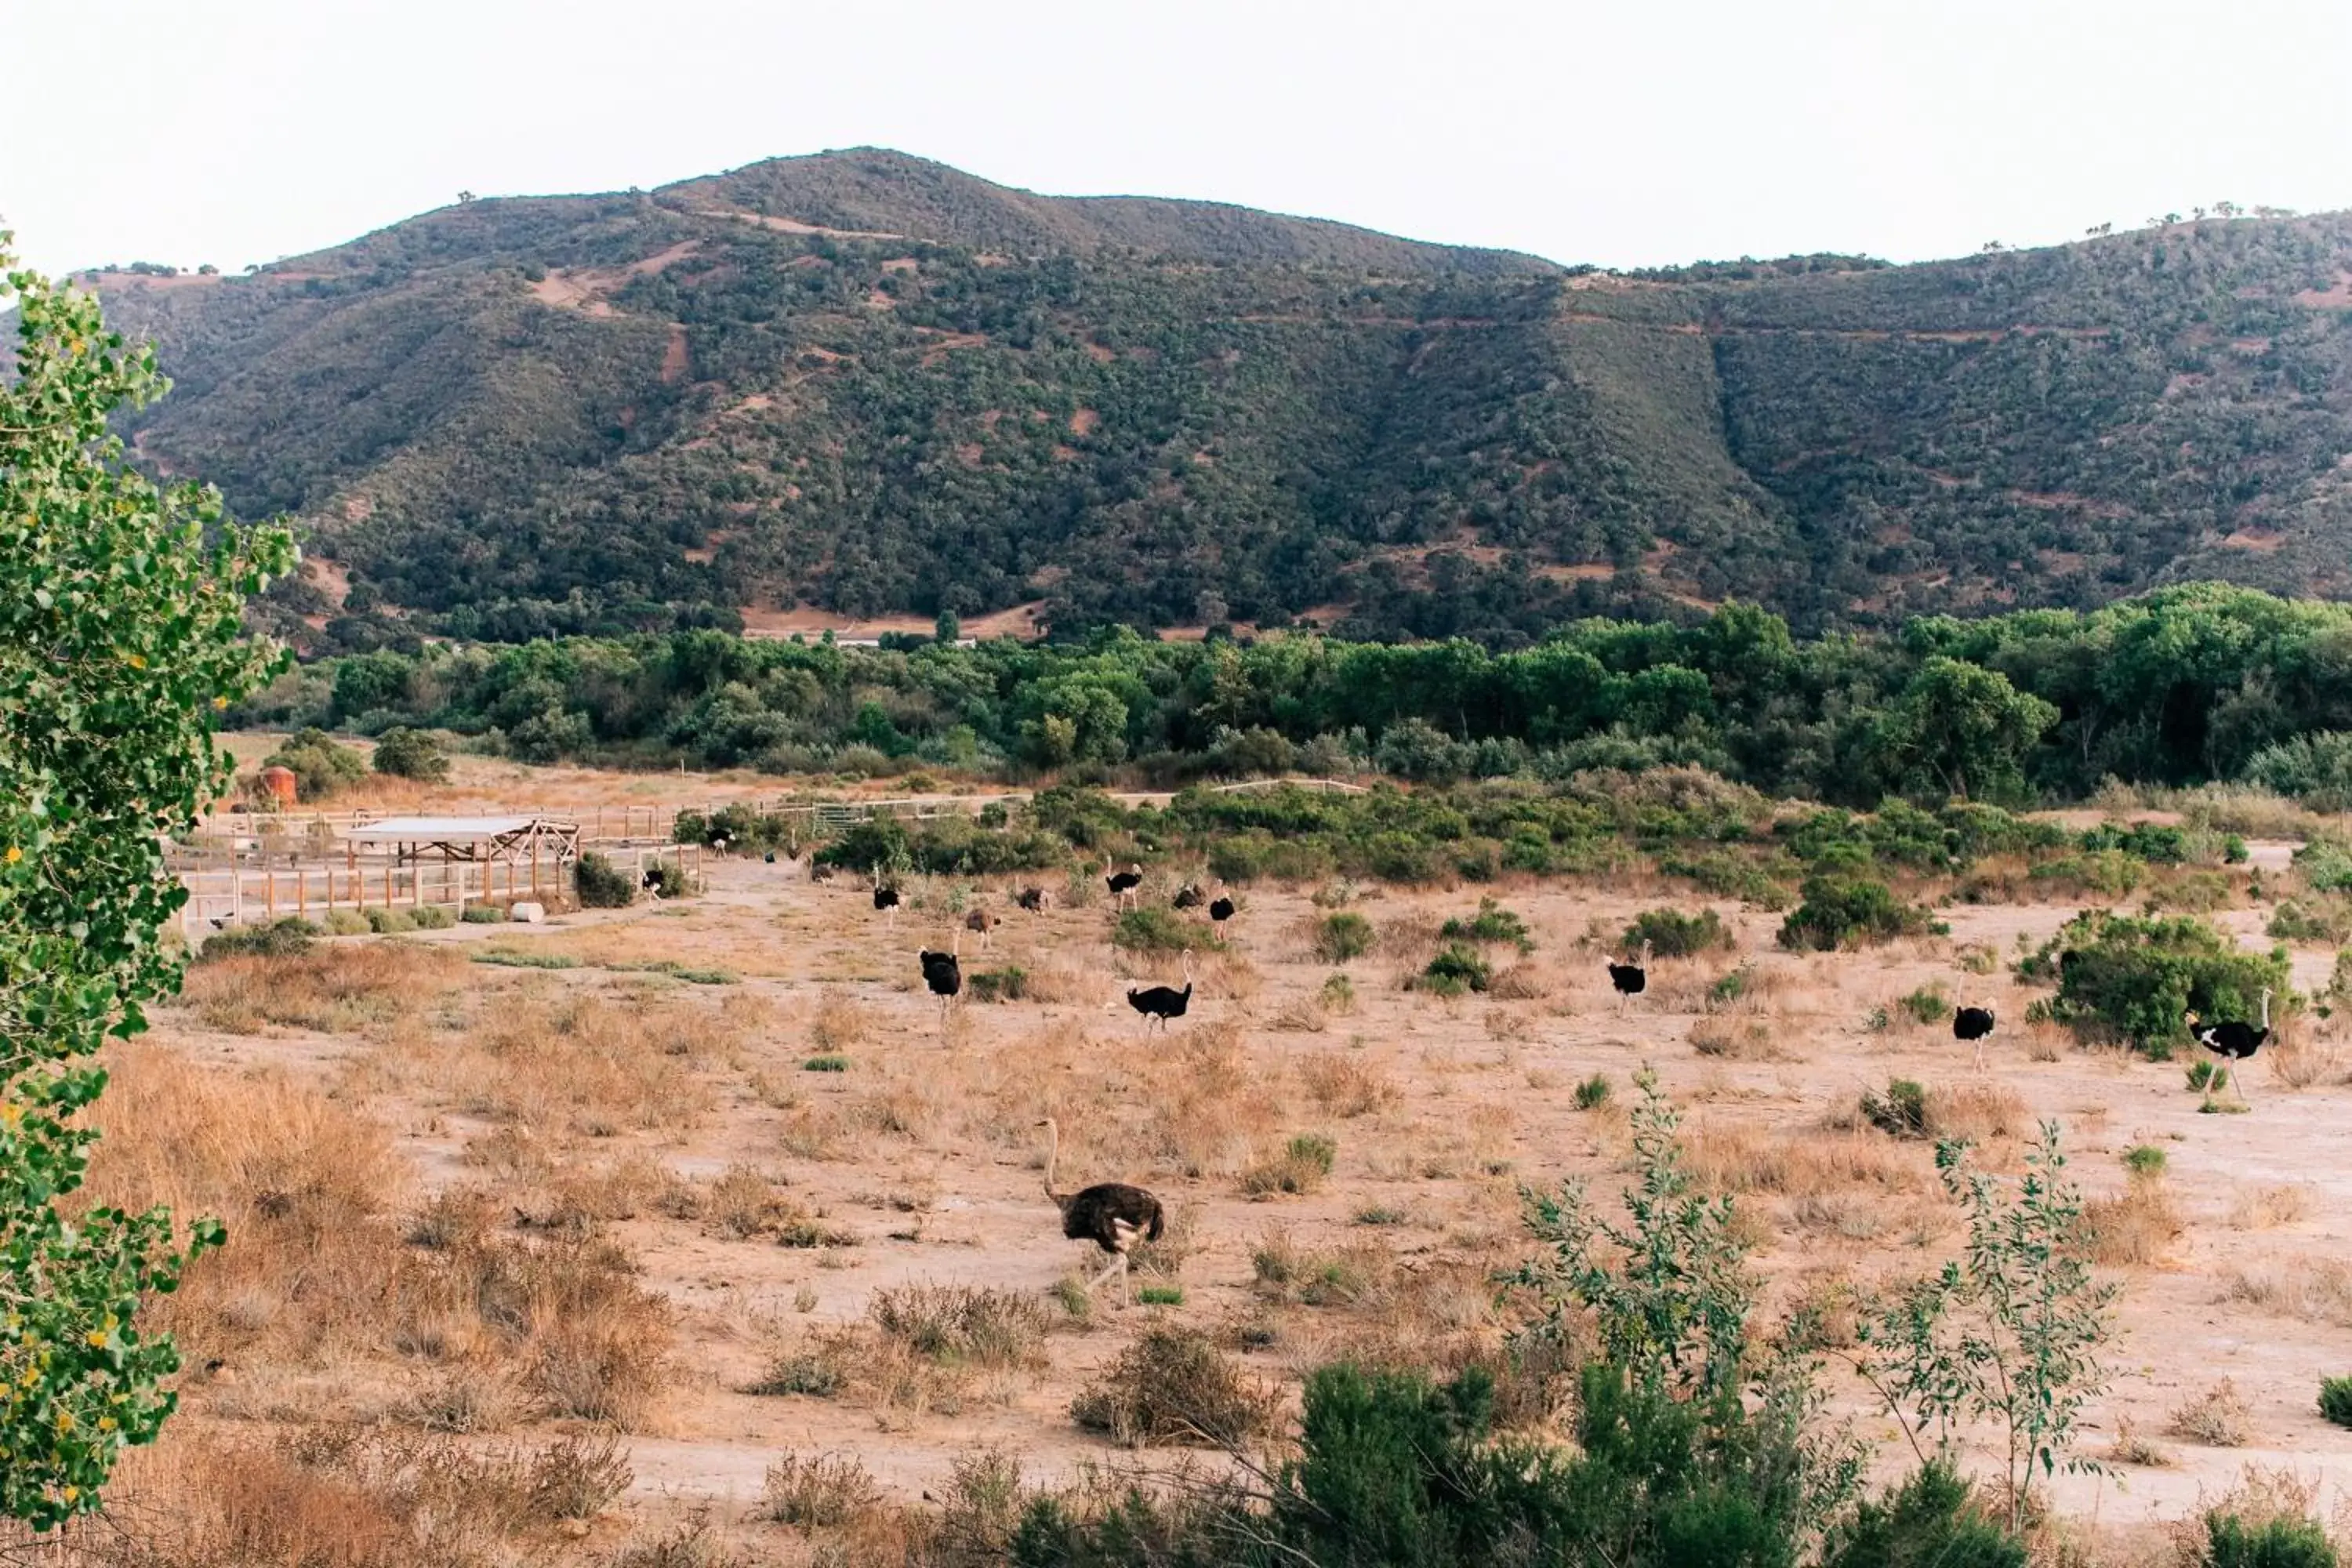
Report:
1044,1122,1068,1207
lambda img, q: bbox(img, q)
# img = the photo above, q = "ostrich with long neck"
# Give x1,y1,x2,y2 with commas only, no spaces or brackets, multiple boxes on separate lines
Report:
1036,1117,1163,1304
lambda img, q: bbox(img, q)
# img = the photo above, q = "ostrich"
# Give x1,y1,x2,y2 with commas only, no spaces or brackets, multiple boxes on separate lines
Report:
1105,862,1144,910
1015,885,1052,913
1172,883,1205,910
809,861,837,884
641,866,667,902
1606,939,1653,1013
712,835,731,858
2188,989,2271,1105
1952,1006,1996,1070
872,870,902,919
1208,888,1236,937
1036,1117,1163,1304
918,935,962,1026
1127,951,1194,1033
965,906,1003,952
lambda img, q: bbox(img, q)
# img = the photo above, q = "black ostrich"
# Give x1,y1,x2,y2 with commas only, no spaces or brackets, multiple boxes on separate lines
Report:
763,851,776,865
918,936,962,1025
1105,862,1144,910
1606,939,1653,1013
1207,888,1236,935
1172,883,1205,910
1127,951,1195,1033
873,877,902,917
1037,1116,1164,1304
1015,884,1052,913
2188,989,2271,1105
1953,1006,1996,1070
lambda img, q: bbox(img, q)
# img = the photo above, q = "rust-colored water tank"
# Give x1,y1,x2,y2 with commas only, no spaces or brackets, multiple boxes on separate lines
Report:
257,766,298,809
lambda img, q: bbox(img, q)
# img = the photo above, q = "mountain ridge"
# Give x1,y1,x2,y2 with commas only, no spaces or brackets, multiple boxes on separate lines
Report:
79,148,2352,645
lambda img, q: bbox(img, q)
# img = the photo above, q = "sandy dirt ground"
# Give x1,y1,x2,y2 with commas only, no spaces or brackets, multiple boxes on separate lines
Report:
119,811,2352,1555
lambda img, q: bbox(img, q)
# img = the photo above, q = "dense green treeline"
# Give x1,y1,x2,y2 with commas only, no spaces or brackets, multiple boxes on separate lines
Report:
240,582,2352,807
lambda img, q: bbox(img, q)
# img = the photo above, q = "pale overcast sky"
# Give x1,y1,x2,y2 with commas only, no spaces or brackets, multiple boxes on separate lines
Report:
7,0,2349,278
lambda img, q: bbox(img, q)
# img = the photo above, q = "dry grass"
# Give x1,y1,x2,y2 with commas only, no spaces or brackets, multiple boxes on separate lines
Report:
179,942,466,1034
1922,1080,2030,1142
1684,1123,1918,1199
1297,1051,1401,1117
2220,1255,2352,1325
1688,1018,1780,1060
2229,1182,2314,1229
759,1450,884,1527
870,1284,1051,1370
2081,1177,2183,1267
2264,1020,2341,1089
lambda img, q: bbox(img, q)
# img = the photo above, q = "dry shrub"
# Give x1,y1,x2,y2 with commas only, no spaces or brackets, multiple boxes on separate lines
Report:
779,1101,848,1160
393,1364,522,1433
1251,1232,1399,1311
2081,1177,2183,1267
811,987,874,1052
759,1450,882,1528
2221,1255,2352,1325
1271,996,1330,1033
1131,1204,1199,1279
176,942,466,1035
1689,1018,1779,1059
1922,1080,2029,1141
1069,1327,1276,1447
1014,959,1092,1005
2230,1182,2313,1229
1489,964,1555,1001
2106,1417,2173,1468
1297,1051,1400,1118
2264,1020,2339,1089
2162,1465,2331,1567
851,1076,944,1142
870,1284,1049,1369
1483,1006,1533,1041
1378,910,1445,963
703,1164,801,1240
2167,1377,2253,1446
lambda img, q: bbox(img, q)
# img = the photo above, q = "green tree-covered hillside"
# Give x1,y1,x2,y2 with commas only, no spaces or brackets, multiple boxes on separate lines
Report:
87,150,2352,641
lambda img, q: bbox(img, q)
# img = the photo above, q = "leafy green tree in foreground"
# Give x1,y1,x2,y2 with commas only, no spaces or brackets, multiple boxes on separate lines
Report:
0,235,293,1526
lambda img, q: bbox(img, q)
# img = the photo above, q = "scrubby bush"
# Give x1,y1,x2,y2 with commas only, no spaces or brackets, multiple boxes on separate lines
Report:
197,916,318,960
322,908,371,935
1779,873,1941,951
1314,912,1376,963
260,727,366,801
1069,1328,1274,1446
363,906,416,935
1112,907,1210,953
2024,911,2288,1054
1439,898,1533,953
370,726,450,782
641,857,692,899
1896,985,1951,1025
1417,943,1492,996
1861,1078,1929,1138
409,903,454,930
1573,1073,1612,1111
573,852,636,909
1821,1462,2024,1568
2320,1375,2352,1429
1624,906,1734,958
966,967,1029,1003
2200,1512,2336,1568
459,904,504,924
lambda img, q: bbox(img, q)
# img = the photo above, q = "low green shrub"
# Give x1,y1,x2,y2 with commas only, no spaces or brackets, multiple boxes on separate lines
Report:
1623,906,1733,958
1112,907,1211,953
1573,1073,1612,1111
321,908,371,935
470,949,580,970
198,916,318,961
2318,1375,2352,1428
371,725,450,782
803,1055,849,1073
1137,1286,1185,1307
1779,873,1941,951
1822,1461,2024,1568
2201,1512,2336,1568
1896,985,1951,1025
1439,898,1534,953
408,903,454,930
574,852,636,909
2122,1145,2168,1176
2268,898,2352,943
967,967,1029,1003
1314,912,1377,963
1417,943,1492,996
459,904,503,924
363,906,416,935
